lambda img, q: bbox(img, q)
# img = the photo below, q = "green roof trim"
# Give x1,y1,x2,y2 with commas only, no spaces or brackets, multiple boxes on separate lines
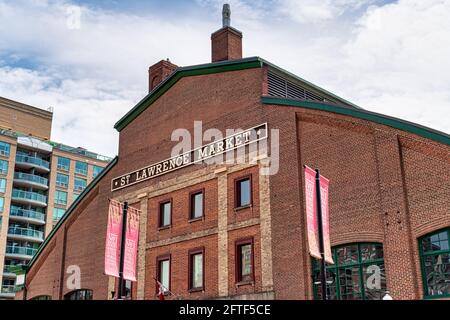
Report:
262,96,450,146
114,57,263,132
26,156,119,271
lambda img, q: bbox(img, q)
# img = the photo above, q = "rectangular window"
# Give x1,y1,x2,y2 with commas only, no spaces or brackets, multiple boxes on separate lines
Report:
0,142,10,157
56,173,69,188
236,238,254,283
235,176,252,208
75,161,88,176
74,177,87,192
0,197,4,212
53,208,66,222
57,157,70,171
0,159,8,175
159,200,172,228
0,178,6,193
189,248,204,291
54,190,68,206
189,190,204,220
157,256,171,294
92,165,103,178
73,193,80,202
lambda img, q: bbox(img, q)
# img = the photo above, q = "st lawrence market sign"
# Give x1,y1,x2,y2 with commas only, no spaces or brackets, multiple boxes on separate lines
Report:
111,123,268,191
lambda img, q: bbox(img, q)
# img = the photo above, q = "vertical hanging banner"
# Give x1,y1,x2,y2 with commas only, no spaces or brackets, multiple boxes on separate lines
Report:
304,166,321,259
123,206,140,281
319,175,334,264
105,200,123,277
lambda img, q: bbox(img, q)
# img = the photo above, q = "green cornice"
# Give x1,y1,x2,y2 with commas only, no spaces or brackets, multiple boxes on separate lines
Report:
262,96,450,146
26,156,119,271
114,57,263,132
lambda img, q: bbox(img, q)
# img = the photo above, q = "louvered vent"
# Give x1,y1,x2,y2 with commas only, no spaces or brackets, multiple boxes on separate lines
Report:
268,71,326,102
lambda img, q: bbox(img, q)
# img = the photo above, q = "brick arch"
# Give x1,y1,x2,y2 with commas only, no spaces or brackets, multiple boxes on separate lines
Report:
331,232,384,248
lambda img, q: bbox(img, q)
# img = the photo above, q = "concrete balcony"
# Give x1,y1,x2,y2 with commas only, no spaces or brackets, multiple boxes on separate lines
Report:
11,189,47,207
2,266,17,279
8,227,44,243
8,207,46,225
15,154,50,173
0,285,15,299
13,172,49,190
5,245,37,260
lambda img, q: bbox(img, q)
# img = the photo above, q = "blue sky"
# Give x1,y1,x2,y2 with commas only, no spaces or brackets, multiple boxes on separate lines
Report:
0,0,449,157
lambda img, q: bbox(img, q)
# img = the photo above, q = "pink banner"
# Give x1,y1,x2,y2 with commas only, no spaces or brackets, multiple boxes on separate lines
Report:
123,206,140,282
304,166,321,260
105,200,122,277
319,175,334,264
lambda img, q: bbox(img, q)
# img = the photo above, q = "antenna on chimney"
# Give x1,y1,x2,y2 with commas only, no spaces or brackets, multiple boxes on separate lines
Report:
222,4,231,27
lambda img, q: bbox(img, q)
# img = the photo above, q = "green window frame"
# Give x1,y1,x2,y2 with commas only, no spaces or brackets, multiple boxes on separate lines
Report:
75,161,88,176
57,157,70,171
312,243,386,300
0,141,10,157
0,178,6,193
0,159,8,175
419,228,450,299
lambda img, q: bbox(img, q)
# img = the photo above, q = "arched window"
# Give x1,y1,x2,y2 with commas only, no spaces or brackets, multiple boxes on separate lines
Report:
419,228,450,298
30,295,52,300
64,289,93,300
313,243,386,300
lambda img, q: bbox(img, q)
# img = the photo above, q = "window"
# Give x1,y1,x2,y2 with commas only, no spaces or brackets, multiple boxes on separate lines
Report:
92,165,103,178
54,190,68,206
236,238,254,283
189,248,204,291
156,255,171,294
0,160,8,175
159,200,172,228
53,208,66,222
420,228,450,298
30,295,52,300
74,177,87,192
64,289,93,300
73,193,80,202
235,176,252,208
0,197,4,212
0,178,6,193
75,161,88,176
56,173,69,188
313,243,386,300
0,142,10,157
57,157,70,171
189,190,204,220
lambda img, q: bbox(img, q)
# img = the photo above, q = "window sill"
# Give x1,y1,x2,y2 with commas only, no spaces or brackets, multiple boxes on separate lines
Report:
188,288,204,293
234,205,252,212
158,225,171,231
188,217,204,223
235,280,254,287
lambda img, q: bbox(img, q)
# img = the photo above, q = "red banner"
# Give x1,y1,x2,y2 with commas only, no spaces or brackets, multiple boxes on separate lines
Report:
105,200,122,277
304,166,321,260
319,175,334,264
123,206,140,281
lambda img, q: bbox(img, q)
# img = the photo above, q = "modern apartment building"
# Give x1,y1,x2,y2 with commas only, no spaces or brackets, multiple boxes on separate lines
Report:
0,96,111,299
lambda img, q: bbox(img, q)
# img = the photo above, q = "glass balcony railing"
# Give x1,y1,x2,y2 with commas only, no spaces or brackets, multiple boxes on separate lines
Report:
15,154,50,170
14,172,48,186
1,285,15,294
12,189,47,204
5,245,37,257
9,207,45,222
8,227,44,240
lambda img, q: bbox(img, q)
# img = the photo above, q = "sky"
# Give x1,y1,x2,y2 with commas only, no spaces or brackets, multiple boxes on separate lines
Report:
0,0,449,157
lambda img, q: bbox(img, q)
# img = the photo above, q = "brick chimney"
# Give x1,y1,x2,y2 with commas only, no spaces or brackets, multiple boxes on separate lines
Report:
148,59,178,92
211,4,242,63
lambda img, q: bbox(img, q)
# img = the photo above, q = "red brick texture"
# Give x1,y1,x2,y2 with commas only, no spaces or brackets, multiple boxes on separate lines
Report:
21,65,450,300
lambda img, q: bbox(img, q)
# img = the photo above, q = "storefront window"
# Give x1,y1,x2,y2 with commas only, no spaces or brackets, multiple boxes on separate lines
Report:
420,228,450,298
313,243,386,300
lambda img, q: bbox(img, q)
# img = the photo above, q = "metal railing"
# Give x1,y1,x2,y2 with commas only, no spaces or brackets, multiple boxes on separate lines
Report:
5,246,37,256
9,207,45,222
14,172,48,186
8,227,44,240
1,285,15,294
12,189,47,204
15,154,50,169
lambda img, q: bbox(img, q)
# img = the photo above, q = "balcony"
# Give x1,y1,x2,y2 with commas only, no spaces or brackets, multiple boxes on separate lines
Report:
12,189,47,207
8,227,44,243
13,172,49,190
3,266,17,279
15,154,50,173
0,285,15,299
9,207,46,225
5,245,37,260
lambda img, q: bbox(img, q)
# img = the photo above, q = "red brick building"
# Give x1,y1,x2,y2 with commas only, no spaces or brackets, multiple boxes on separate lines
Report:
15,17,450,301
